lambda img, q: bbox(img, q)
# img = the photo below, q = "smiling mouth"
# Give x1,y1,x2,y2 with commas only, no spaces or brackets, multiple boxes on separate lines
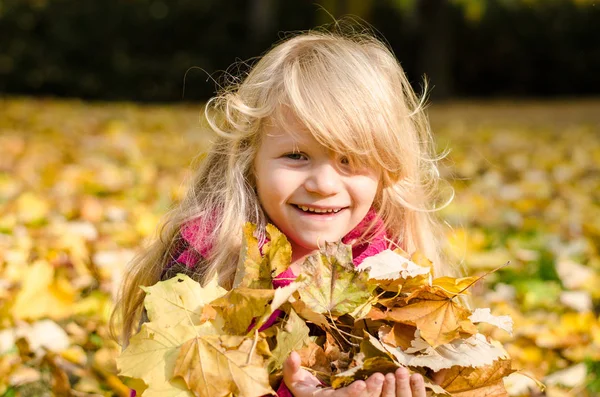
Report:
292,204,345,214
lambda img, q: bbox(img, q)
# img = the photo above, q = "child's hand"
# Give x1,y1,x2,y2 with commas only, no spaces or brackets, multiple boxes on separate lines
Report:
282,351,426,397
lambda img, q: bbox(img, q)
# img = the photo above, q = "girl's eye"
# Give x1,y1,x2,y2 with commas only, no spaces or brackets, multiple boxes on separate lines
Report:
340,156,350,165
284,152,306,161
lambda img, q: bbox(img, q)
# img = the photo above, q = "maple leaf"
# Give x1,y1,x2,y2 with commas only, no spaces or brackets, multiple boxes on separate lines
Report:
233,223,292,290
172,334,274,397
434,359,514,397
262,224,293,277
380,323,417,350
233,223,271,289
296,242,374,317
116,322,215,396
141,273,227,326
368,285,472,347
268,309,311,372
210,288,275,335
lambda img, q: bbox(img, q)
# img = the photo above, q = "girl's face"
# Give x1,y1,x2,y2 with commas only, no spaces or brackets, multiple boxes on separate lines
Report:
254,116,381,262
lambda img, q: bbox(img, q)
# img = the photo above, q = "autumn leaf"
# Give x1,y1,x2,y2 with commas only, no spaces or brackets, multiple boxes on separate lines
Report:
356,249,432,292
233,223,271,289
434,359,514,397
115,322,200,396
356,249,431,281
380,323,417,351
268,309,311,372
210,288,275,335
11,260,76,321
262,224,293,277
469,308,513,335
141,273,227,326
331,356,399,389
296,242,374,317
382,329,510,372
368,286,472,347
233,223,293,290
172,334,274,397
431,276,480,298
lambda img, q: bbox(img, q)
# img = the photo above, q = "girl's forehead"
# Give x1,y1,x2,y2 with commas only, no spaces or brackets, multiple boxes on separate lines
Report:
263,111,315,143
263,119,316,146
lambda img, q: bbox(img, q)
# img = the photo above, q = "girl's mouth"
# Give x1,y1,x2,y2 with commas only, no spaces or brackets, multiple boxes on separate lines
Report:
292,204,345,214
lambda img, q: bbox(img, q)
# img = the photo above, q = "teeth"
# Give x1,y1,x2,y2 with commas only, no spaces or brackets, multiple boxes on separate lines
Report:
298,205,341,213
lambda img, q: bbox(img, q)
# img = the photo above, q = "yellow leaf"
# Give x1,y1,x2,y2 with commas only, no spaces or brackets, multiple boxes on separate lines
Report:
142,273,227,326
233,223,271,289
12,260,76,320
432,276,479,297
263,224,292,277
16,191,49,225
211,288,275,335
116,322,203,396
173,335,274,397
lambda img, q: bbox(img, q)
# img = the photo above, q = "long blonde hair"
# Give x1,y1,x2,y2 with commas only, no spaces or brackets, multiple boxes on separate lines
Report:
112,25,453,345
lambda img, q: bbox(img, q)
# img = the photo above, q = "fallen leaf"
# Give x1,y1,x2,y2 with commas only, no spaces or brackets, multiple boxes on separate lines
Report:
369,286,472,347
268,309,311,372
173,335,274,397
434,358,514,396
116,322,216,396
296,242,374,317
141,273,226,326
11,260,76,320
211,288,274,335
469,308,513,335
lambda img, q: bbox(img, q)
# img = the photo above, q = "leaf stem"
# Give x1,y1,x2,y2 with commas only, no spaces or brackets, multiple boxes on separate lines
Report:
246,328,259,366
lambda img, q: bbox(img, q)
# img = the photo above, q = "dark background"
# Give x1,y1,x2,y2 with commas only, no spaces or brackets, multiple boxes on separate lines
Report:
1,0,599,102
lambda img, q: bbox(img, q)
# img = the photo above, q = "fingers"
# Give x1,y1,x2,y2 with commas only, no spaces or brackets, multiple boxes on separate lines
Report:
394,367,426,397
282,351,301,383
381,372,396,397
364,373,384,396
409,373,426,397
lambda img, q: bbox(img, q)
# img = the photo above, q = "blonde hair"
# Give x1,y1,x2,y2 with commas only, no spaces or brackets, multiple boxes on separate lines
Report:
112,25,454,345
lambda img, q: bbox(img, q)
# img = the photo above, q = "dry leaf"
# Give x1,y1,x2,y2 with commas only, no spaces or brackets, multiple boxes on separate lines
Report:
173,335,274,397
296,242,374,317
141,273,227,326
434,359,514,397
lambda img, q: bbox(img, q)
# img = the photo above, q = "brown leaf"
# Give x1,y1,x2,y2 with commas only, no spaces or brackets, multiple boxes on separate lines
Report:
434,359,514,397
331,356,399,389
371,288,472,347
380,323,417,350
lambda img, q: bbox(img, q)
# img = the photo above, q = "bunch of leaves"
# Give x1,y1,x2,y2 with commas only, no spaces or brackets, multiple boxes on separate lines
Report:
117,223,521,396
3,98,599,396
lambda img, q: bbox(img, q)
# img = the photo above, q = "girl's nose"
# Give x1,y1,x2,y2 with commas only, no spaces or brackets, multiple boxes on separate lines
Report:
304,161,342,196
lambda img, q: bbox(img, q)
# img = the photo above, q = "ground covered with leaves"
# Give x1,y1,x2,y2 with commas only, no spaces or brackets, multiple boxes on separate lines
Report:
0,97,598,396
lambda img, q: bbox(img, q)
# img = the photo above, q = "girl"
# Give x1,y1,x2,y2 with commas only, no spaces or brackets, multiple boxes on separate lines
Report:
113,25,454,397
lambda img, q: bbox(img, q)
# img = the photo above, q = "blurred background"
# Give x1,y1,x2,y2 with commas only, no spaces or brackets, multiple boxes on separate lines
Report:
1,0,600,396
1,0,600,101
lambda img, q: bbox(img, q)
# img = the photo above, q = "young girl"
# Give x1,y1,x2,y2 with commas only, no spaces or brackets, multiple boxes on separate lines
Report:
113,25,454,397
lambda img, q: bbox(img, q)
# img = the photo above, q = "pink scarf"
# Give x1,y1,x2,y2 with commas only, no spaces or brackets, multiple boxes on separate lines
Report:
175,209,387,272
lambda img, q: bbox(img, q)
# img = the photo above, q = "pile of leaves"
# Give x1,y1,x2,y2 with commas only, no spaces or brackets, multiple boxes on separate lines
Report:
1,98,599,396
117,224,518,396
